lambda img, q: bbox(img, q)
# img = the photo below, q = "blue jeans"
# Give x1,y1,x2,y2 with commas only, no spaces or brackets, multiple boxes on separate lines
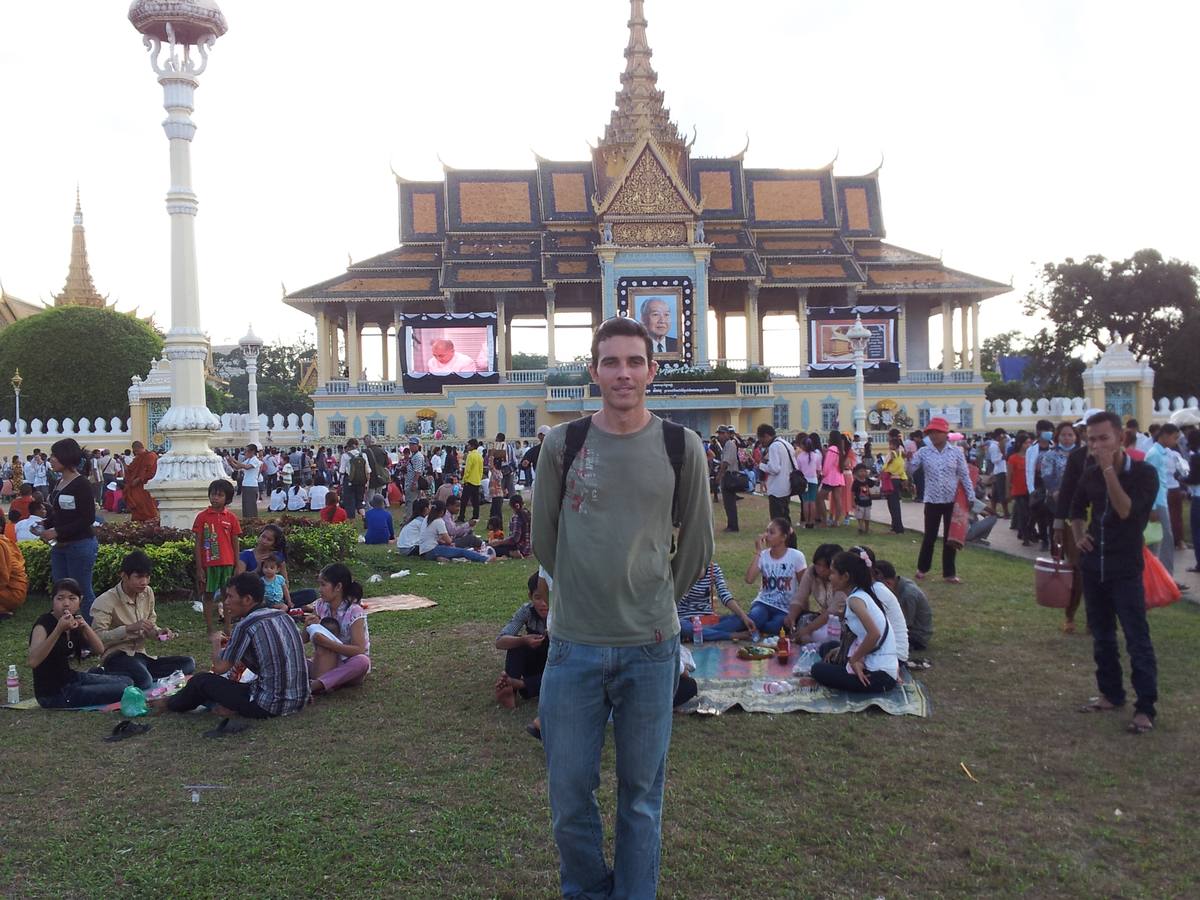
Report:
51,536,99,621
540,635,680,899
1152,505,1174,574
421,545,489,563
701,601,787,641
37,669,132,708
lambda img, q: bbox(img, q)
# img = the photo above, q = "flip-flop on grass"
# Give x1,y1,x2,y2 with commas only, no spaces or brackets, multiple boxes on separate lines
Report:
105,720,151,743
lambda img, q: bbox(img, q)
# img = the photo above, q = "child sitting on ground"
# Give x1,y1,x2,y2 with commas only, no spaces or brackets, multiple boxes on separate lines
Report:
490,495,531,559
260,556,291,609
851,463,875,534
362,494,395,545
494,570,549,709
320,490,348,524
13,500,45,542
486,516,504,543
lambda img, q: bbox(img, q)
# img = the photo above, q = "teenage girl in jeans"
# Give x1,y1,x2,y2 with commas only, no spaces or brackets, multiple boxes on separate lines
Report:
40,439,99,621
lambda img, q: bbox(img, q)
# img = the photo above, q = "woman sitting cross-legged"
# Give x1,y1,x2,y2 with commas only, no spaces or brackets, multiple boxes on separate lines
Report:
489,495,531,559
418,500,493,563
784,542,846,644
28,578,133,708
703,518,807,640
676,561,757,641
810,550,899,694
301,563,371,696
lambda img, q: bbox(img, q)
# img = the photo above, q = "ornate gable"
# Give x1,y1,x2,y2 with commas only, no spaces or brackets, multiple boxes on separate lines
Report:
596,136,701,218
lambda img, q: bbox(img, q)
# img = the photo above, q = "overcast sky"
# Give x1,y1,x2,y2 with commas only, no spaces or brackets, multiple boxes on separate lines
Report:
2,1,1197,376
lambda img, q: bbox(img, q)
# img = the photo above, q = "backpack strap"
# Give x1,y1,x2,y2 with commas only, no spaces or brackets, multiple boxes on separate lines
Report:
661,419,686,528
558,415,593,514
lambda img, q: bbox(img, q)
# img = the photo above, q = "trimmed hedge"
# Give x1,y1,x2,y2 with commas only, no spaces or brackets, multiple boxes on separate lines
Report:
19,521,358,596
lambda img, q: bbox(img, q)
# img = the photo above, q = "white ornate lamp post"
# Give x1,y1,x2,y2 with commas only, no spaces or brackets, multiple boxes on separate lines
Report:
846,314,872,436
11,370,22,462
129,0,229,527
239,325,263,448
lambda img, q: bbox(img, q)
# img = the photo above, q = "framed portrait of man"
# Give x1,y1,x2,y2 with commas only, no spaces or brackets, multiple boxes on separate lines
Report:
632,288,683,360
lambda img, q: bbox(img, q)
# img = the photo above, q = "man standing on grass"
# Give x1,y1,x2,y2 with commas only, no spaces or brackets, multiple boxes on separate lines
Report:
1070,410,1160,735
533,316,712,899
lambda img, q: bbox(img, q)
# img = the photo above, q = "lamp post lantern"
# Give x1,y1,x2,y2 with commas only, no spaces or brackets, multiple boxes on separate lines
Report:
129,0,229,528
846,314,873,437
239,325,263,448
11,369,22,462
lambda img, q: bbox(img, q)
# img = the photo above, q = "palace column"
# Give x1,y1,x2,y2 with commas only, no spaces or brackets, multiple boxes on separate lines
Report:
941,298,954,374
959,301,969,371
971,301,981,377
379,327,389,381
315,308,330,385
346,304,361,387
716,309,727,362
745,282,761,367
896,296,908,378
393,306,404,385
796,287,809,374
544,286,557,369
494,292,508,378
330,316,342,379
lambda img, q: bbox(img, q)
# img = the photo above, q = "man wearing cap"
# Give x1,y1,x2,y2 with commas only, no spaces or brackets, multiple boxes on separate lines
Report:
911,417,974,583
715,425,741,532
402,436,427,518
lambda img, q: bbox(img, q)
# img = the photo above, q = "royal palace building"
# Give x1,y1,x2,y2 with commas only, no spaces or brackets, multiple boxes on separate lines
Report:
285,0,1009,442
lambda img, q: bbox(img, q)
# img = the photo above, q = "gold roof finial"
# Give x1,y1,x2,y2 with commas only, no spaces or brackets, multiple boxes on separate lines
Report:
599,0,683,149
53,186,105,309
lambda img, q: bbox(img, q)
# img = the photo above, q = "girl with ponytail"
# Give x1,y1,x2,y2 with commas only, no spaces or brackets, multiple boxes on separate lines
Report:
810,550,899,693
303,562,372,695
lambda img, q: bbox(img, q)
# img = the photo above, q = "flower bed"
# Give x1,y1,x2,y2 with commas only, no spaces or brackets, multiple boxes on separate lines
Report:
21,518,358,597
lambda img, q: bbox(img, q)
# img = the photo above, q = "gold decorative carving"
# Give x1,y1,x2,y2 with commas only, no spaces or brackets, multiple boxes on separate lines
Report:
607,151,693,215
612,222,687,246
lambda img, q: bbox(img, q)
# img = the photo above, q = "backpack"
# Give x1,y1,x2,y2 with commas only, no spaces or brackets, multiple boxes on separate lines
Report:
348,452,368,487
559,416,687,550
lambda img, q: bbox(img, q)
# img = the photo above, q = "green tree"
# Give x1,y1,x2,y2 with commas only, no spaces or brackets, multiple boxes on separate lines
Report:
511,352,548,370
0,306,162,422
214,339,315,416
979,330,1022,375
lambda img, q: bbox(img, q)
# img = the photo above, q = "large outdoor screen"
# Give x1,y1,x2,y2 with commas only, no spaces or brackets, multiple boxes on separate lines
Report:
405,325,495,376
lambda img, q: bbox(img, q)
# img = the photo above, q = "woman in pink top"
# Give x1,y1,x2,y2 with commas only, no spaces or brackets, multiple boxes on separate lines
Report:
303,562,371,694
794,435,823,528
821,432,846,526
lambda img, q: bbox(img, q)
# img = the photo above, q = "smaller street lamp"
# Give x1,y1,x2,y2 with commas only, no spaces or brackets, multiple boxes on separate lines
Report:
846,315,872,437
239,326,264,447
11,369,23,462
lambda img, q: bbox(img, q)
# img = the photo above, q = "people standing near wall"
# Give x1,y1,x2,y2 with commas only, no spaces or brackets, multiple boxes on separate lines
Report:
231,444,263,520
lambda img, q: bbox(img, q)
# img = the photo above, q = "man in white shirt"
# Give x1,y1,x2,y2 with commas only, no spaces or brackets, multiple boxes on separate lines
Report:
757,422,797,522
426,340,477,375
985,429,1009,517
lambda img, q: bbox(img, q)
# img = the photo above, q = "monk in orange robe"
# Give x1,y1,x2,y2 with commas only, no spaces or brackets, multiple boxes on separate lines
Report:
125,441,159,522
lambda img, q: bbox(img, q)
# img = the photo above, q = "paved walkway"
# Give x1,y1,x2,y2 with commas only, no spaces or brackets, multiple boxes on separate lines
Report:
869,498,1200,597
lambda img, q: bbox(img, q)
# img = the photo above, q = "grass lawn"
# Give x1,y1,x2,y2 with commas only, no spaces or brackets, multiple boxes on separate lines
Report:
1,495,1198,898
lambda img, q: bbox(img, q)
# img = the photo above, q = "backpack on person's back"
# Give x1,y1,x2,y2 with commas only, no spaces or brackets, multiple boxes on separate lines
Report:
348,452,368,487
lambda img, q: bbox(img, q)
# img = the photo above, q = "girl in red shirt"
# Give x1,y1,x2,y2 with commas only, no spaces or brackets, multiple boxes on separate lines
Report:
320,491,348,524
1007,434,1032,545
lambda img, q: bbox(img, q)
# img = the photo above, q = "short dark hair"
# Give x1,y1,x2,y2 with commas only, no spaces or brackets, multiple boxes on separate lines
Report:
873,559,897,580
49,438,84,470
208,479,235,504
527,570,541,596
121,550,153,577
1159,423,1180,437
1086,410,1123,433
756,423,776,439
227,572,265,604
590,316,653,366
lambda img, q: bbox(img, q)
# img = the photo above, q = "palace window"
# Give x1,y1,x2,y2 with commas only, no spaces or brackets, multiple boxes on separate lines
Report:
519,408,537,438
918,408,932,428
958,406,974,429
367,418,387,438
468,409,486,439
772,403,789,433
328,420,346,437
821,401,839,432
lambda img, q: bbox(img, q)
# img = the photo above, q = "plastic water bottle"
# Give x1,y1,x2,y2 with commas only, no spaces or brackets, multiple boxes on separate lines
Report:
827,615,842,640
691,616,703,647
6,665,18,705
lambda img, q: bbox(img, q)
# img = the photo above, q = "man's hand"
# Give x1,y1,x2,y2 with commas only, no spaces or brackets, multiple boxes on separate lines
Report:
524,634,546,649
1077,533,1095,553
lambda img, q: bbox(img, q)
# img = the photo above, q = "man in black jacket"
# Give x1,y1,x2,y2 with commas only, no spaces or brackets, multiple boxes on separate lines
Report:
1069,411,1160,734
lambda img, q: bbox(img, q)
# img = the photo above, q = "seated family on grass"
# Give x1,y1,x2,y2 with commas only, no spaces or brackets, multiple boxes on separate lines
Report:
493,517,935,735
27,478,376,719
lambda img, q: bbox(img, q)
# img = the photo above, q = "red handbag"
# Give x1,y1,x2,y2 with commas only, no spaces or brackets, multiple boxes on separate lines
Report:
1143,546,1182,609
1034,555,1074,609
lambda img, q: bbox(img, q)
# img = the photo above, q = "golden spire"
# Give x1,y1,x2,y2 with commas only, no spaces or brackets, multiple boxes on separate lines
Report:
54,186,106,309
600,0,683,149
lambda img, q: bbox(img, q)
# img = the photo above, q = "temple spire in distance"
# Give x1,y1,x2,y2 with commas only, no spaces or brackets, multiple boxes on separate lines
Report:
600,0,683,148
54,186,106,308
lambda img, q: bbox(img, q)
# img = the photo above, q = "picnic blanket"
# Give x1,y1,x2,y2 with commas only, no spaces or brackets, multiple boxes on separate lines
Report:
1,673,191,712
363,594,437,614
679,643,931,717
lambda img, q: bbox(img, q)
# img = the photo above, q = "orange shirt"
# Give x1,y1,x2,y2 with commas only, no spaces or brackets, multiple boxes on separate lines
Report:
1007,453,1028,496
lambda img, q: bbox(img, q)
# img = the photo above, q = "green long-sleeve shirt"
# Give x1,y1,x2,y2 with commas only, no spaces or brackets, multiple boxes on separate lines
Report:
532,414,714,646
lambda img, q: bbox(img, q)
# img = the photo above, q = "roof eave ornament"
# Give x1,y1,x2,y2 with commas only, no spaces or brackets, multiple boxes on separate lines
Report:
730,132,750,161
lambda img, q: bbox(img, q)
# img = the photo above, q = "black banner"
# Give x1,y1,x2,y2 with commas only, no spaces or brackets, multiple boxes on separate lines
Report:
588,380,737,398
